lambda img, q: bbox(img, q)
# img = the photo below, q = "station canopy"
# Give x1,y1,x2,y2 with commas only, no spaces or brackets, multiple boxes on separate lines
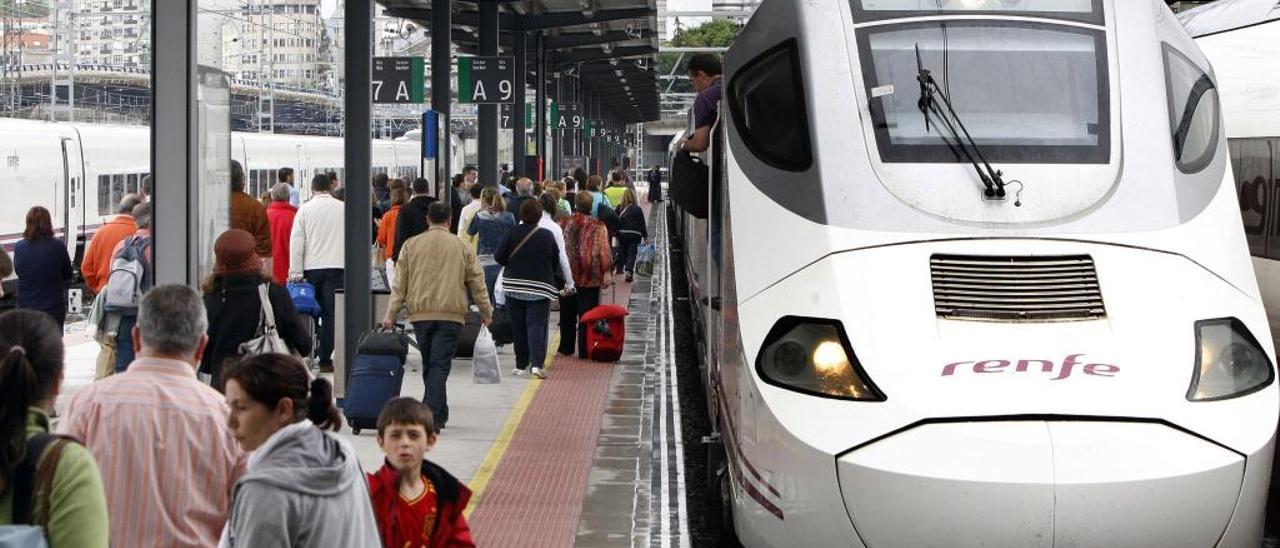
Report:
378,0,661,123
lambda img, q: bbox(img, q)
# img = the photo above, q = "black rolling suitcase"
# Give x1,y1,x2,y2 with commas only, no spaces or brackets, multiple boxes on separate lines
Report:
343,329,410,435
455,310,483,358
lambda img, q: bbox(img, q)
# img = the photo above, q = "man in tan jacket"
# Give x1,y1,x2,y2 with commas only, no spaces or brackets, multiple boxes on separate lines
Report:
382,201,491,429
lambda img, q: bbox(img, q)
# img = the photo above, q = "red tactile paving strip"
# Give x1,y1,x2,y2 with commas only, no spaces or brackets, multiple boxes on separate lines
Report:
468,278,635,547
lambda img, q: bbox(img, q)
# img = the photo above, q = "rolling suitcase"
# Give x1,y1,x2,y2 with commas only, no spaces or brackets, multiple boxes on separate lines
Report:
343,329,410,435
581,304,628,362
455,310,484,359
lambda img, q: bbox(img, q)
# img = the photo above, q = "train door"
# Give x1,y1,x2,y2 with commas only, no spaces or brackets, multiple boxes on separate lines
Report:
60,135,86,263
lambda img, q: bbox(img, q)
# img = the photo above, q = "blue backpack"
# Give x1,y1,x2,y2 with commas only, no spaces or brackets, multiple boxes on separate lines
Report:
287,281,321,317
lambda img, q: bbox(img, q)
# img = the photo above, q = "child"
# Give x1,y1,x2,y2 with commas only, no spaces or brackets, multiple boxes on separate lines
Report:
367,398,476,548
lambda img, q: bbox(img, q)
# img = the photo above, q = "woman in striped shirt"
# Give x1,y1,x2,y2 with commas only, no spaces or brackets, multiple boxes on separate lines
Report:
495,199,563,380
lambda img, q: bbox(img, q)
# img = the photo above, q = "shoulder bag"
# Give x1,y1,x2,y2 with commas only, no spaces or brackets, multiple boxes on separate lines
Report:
238,284,290,356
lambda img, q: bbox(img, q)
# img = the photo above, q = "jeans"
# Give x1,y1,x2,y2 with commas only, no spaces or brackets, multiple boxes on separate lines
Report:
412,320,462,426
509,297,551,370
618,235,641,274
557,287,601,358
114,314,136,373
483,264,502,306
304,268,344,365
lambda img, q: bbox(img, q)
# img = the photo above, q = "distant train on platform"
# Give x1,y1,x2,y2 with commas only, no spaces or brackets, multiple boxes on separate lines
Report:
0,117,457,270
672,0,1278,546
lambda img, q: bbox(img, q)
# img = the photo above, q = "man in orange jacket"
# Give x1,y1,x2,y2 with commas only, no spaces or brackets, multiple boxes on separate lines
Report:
82,194,143,292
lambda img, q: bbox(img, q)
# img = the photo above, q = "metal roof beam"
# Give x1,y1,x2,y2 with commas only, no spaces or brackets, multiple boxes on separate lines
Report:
523,7,654,31
545,29,653,49
554,45,657,67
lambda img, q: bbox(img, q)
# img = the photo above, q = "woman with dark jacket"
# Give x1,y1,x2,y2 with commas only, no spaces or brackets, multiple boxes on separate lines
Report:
495,199,561,379
201,229,312,390
468,188,516,305
614,188,648,282
14,206,73,328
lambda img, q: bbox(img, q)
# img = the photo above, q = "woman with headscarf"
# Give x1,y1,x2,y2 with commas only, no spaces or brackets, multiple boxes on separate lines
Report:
202,229,312,390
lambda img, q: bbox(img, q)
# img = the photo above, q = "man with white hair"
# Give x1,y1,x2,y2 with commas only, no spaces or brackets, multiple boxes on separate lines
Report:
265,182,297,284
62,284,245,548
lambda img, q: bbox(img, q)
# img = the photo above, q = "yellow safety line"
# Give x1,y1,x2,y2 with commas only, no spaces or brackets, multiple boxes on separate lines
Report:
464,331,561,517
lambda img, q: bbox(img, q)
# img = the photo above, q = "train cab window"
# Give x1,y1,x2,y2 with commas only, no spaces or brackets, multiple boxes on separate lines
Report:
1163,45,1219,174
852,0,1103,25
728,39,813,171
860,21,1109,164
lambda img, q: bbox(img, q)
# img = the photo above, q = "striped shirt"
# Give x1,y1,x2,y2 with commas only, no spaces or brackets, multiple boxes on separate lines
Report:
60,357,246,548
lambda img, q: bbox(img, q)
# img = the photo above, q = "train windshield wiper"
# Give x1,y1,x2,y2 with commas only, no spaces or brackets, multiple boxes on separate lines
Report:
915,44,1007,200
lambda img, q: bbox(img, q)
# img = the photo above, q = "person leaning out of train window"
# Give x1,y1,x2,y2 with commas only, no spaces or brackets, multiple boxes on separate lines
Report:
14,207,74,329
228,160,273,274
265,183,297,285
82,194,142,294
0,310,110,548
678,53,723,154
202,229,312,391
557,191,614,358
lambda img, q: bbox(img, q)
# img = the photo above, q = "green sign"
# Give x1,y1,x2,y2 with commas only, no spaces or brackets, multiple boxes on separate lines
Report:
372,57,424,104
458,56,516,104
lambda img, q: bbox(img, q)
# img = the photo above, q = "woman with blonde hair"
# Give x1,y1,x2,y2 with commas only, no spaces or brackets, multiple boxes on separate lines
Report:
614,188,648,283
467,187,516,304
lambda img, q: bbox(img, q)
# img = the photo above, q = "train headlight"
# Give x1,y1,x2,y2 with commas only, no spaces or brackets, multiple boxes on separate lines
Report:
1188,318,1274,401
757,318,885,401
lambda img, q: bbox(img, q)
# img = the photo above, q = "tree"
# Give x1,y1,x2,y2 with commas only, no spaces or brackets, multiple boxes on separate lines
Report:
671,19,740,48
1,0,50,19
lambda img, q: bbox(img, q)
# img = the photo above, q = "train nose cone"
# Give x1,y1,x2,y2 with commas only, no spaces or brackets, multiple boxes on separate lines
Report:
836,421,1242,547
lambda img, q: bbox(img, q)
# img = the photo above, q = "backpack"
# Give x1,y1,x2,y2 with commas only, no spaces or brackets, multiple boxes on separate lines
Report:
102,235,152,313
0,433,76,548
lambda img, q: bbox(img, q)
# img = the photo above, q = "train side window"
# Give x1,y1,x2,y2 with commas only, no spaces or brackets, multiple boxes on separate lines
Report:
728,39,813,172
98,175,111,215
127,174,139,194
1163,44,1219,174
111,175,125,207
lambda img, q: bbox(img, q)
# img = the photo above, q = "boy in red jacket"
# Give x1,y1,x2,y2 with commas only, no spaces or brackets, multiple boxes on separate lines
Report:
367,398,475,548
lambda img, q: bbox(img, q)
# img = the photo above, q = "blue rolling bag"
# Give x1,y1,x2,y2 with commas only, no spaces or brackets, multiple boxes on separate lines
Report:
344,329,410,435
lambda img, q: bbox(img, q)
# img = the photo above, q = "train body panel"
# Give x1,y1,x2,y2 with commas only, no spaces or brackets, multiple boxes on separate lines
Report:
677,0,1279,544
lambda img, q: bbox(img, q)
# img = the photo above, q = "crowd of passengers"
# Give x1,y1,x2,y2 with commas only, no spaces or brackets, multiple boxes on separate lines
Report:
0,160,659,548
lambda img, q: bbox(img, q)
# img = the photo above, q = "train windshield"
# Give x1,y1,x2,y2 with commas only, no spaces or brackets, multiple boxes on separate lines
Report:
853,0,1103,24
859,21,1109,164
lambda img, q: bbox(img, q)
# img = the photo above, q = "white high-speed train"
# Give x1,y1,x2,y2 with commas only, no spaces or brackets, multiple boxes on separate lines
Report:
1181,0,1280,351
675,0,1278,545
0,118,458,271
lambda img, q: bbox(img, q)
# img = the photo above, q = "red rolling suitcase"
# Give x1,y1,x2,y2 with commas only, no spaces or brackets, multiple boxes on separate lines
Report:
580,304,628,362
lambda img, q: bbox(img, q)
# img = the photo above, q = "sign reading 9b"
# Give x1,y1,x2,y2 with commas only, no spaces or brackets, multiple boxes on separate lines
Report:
458,56,516,104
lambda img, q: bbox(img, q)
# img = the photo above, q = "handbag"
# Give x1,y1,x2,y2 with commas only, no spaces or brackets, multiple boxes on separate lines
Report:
239,284,290,356
669,149,709,219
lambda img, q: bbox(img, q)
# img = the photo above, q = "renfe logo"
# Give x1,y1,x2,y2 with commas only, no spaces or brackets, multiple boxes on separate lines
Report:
941,354,1119,381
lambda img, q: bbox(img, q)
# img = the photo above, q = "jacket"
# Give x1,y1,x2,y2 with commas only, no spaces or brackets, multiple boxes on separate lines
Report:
229,192,272,257
0,408,109,548
377,205,401,261
221,421,380,548
457,200,484,249
615,203,648,240
201,274,313,388
561,214,613,289
388,227,492,325
14,237,73,320
289,193,345,277
393,195,438,262
538,212,575,291
467,210,515,266
366,460,475,548
266,202,297,284
603,185,627,207
81,214,135,292
495,224,560,300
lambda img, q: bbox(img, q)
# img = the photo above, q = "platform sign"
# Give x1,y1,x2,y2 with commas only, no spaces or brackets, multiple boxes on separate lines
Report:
372,57,425,104
501,103,534,130
553,102,584,130
458,56,516,104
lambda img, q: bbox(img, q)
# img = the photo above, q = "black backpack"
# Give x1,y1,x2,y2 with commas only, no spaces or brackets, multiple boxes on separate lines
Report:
669,150,709,219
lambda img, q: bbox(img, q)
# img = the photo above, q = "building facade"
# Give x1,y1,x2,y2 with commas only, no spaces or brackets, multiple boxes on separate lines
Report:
221,0,329,90
75,0,149,68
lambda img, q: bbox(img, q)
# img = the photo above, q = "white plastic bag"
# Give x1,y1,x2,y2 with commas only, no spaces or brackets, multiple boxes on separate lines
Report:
472,327,502,384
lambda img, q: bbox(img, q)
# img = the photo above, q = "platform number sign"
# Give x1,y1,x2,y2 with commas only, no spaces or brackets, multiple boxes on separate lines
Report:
501,103,534,130
553,102,583,131
372,57,425,104
458,56,516,104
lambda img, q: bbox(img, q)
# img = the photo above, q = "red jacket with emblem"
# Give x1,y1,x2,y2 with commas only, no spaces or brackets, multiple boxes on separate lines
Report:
367,459,475,548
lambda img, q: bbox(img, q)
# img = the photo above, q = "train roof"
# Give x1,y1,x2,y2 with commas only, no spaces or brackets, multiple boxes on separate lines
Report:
1177,0,1280,37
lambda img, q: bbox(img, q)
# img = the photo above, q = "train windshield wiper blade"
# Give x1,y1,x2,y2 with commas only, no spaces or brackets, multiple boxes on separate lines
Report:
915,44,1007,200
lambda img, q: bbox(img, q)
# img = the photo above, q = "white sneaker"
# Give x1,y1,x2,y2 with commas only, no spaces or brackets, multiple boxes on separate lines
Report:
531,367,547,379
512,368,527,378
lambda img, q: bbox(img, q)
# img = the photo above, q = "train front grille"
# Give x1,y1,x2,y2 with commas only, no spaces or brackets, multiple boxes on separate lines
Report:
930,255,1105,322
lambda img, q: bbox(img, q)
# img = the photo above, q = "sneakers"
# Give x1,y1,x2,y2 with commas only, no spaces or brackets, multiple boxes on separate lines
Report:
531,367,547,379
625,273,634,283
512,368,527,378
